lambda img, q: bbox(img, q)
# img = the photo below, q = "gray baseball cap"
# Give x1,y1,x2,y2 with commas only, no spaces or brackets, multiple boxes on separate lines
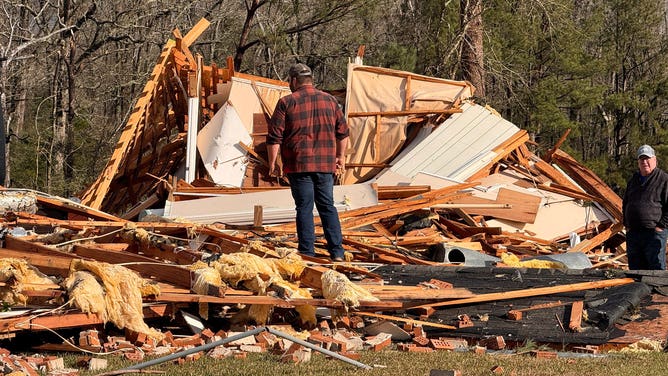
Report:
288,63,312,78
637,144,656,158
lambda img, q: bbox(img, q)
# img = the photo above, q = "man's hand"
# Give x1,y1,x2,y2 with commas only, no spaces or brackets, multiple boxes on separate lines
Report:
268,164,282,177
335,157,345,174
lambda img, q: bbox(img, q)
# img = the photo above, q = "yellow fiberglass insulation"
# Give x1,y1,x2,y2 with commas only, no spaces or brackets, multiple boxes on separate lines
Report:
0,258,58,306
68,259,164,340
213,252,279,294
501,252,566,269
63,271,107,320
266,252,306,281
189,261,225,320
241,242,305,280
214,252,317,326
321,269,379,310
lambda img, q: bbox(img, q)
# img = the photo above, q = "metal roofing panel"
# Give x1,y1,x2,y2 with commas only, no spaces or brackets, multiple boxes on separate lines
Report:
387,102,520,181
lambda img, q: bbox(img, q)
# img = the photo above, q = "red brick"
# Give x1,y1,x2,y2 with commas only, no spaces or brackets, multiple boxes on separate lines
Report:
429,339,455,351
233,350,248,359
480,336,505,350
424,279,453,289
349,315,365,329
330,338,347,352
338,351,361,360
335,316,351,329
457,314,473,328
365,334,392,352
437,337,469,349
407,346,434,353
473,345,487,355
200,328,215,341
530,350,558,359
46,357,64,372
413,325,426,338
255,331,276,347
412,336,430,346
158,331,176,347
396,343,415,351
173,335,204,347
490,365,504,374
123,350,144,362
507,310,522,321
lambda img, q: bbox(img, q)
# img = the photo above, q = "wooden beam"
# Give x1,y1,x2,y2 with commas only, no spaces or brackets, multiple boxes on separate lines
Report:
181,18,211,48
543,128,571,163
568,221,623,253
409,278,635,310
569,300,584,332
348,108,462,117
354,312,456,330
72,244,193,288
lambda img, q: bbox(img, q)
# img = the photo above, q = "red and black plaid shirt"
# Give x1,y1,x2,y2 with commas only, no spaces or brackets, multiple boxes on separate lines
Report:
267,85,349,173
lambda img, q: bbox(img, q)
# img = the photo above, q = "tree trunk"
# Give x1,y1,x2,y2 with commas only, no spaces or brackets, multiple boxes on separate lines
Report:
460,0,485,98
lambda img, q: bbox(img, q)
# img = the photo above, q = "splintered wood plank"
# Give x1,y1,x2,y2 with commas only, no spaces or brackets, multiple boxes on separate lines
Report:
355,312,456,330
181,18,211,48
568,221,623,253
569,300,584,332
340,191,473,229
150,293,403,310
72,244,193,288
461,188,541,224
0,248,75,277
121,193,161,220
377,185,431,200
362,285,474,300
410,278,635,310
34,194,125,222
466,130,530,182
551,149,622,221
344,238,436,265
0,312,104,333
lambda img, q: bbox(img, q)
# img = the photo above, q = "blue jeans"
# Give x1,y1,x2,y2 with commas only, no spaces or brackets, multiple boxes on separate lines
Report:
287,172,344,259
626,227,667,270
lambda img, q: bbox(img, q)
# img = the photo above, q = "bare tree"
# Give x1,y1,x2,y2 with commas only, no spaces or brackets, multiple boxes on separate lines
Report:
0,0,78,187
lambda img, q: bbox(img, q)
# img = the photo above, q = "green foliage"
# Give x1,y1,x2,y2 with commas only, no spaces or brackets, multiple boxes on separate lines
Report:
369,42,417,72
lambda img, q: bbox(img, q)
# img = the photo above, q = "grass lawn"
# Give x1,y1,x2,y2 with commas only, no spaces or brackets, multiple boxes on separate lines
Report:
68,348,668,376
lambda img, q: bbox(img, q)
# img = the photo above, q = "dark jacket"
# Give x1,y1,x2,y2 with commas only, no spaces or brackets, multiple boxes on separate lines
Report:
622,167,668,230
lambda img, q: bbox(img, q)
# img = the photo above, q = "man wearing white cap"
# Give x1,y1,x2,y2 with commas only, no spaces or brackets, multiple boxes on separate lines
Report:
622,144,668,270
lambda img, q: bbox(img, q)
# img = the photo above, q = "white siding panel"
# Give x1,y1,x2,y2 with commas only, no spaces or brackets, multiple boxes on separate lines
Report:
387,102,520,181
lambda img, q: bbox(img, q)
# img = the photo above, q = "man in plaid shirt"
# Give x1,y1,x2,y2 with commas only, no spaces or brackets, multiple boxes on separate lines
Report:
267,63,349,261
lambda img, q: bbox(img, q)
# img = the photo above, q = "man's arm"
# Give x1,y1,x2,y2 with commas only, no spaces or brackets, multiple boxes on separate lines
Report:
267,143,281,176
335,136,348,172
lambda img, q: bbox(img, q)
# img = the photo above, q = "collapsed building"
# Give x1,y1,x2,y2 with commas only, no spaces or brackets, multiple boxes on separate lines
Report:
0,17,666,374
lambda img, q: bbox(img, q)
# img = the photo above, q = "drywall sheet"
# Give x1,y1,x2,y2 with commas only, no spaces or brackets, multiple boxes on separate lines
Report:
197,103,251,187
163,182,378,225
